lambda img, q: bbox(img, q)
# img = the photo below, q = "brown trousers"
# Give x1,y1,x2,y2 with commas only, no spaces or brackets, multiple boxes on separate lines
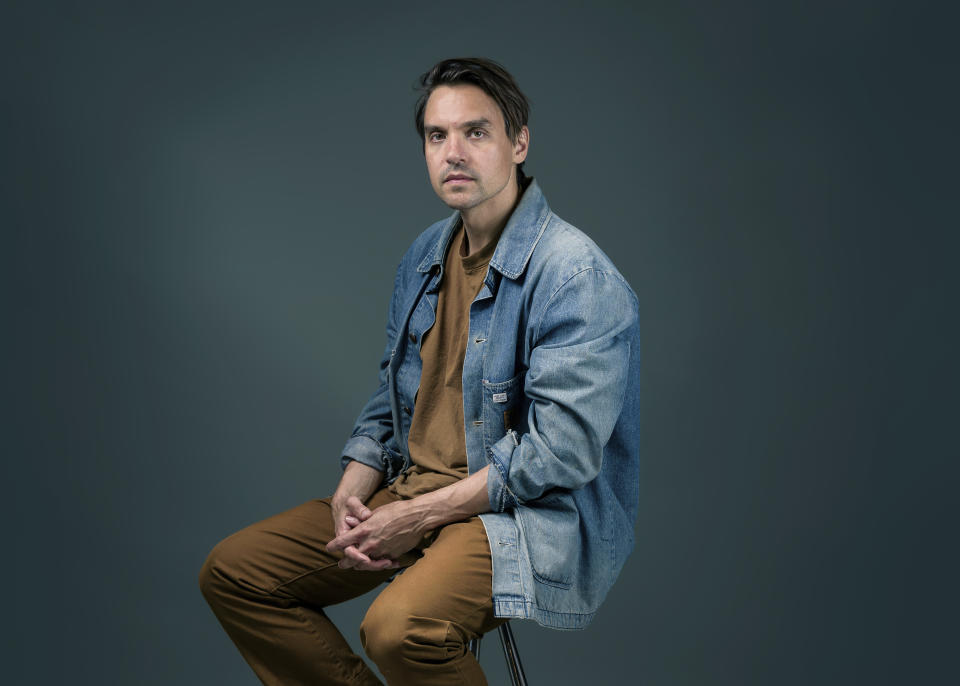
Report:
198,487,506,685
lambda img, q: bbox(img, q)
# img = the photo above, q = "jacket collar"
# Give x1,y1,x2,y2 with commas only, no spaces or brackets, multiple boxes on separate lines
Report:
416,178,551,280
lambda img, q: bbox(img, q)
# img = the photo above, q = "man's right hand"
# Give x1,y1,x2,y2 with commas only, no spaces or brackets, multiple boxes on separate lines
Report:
328,460,396,572
330,495,397,571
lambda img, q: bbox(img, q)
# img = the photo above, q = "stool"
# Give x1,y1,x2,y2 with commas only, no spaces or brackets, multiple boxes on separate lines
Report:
468,621,528,686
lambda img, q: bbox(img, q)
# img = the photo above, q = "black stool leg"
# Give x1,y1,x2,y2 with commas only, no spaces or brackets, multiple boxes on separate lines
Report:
498,621,528,686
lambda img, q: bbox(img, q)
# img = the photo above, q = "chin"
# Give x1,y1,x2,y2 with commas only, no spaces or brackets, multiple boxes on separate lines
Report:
440,189,477,209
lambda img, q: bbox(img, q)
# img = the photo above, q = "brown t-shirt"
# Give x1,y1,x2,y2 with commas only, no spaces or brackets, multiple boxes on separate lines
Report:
388,221,500,499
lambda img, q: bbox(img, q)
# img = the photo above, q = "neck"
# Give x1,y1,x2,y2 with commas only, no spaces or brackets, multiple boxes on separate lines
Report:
460,173,522,257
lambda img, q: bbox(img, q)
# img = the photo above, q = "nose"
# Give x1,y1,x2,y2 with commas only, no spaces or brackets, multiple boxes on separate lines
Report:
444,136,466,166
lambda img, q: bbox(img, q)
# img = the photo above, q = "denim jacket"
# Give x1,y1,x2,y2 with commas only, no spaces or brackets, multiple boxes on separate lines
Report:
340,179,641,630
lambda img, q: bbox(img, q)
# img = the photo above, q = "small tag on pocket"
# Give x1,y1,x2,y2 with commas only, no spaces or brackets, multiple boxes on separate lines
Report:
492,392,508,403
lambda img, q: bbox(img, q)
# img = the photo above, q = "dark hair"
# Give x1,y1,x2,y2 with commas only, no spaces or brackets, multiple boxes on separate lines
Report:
414,57,530,185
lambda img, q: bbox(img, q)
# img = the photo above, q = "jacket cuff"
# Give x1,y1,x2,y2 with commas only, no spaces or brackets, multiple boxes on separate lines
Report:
486,431,520,512
340,435,388,474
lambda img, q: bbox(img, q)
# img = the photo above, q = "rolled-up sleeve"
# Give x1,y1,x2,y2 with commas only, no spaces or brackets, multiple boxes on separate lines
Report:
339,261,405,481
486,267,638,512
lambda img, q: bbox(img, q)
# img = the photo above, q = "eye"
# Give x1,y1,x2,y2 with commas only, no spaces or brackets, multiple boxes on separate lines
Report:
428,132,445,143
469,129,486,139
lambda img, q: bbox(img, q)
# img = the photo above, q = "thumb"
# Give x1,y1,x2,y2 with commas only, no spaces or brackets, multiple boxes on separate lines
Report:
345,496,373,521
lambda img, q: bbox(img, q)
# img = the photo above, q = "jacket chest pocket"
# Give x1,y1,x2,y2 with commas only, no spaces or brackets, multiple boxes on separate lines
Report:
481,372,525,447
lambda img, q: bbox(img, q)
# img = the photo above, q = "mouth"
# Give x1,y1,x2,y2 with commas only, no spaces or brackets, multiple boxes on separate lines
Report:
444,174,474,184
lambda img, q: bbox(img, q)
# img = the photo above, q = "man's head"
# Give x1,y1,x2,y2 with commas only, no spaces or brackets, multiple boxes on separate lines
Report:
414,58,530,213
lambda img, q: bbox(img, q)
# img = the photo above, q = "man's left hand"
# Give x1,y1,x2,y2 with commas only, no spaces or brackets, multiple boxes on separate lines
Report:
326,499,426,567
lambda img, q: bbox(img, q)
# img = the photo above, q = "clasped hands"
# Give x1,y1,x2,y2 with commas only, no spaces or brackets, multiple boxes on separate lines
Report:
326,496,425,571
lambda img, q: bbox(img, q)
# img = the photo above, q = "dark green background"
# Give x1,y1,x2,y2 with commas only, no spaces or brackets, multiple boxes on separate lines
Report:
4,1,956,684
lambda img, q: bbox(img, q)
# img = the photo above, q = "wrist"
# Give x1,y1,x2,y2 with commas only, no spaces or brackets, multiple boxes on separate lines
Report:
416,466,491,529
334,460,384,506
413,490,452,532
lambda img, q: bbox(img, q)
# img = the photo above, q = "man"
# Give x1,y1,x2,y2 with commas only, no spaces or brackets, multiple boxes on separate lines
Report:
199,57,642,686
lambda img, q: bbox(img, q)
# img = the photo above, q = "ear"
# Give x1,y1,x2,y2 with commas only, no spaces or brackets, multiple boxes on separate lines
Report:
513,125,530,163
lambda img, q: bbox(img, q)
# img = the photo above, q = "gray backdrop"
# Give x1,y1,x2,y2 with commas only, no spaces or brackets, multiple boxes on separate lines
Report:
4,1,956,684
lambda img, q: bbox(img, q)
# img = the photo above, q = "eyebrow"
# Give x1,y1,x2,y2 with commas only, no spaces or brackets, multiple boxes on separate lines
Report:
424,118,494,134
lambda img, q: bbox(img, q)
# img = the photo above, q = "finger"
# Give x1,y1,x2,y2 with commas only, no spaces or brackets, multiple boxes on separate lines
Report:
326,536,349,553
346,546,372,563
354,557,396,572
347,504,372,521
356,540,385,559
327,528,361,553
366,558,396,571
337,546,370,569
334,506,356,535
344,514,360,526
345,496,372,520
338,545,372,569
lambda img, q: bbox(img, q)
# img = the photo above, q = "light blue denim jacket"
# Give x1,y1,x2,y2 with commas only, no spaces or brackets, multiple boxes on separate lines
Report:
340,179,641,630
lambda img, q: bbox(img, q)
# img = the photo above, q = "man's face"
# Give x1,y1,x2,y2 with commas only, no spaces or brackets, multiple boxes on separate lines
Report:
422,84,528,212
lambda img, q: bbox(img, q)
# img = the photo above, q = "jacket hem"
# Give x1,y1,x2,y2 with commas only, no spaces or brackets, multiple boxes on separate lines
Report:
493,596,596,631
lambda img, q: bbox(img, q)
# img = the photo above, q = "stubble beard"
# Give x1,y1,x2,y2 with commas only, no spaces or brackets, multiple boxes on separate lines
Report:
439,171,512,212
443,179,485,210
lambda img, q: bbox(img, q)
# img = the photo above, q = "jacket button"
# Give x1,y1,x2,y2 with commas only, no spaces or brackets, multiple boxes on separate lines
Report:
402,405,411,415
409,332,417,343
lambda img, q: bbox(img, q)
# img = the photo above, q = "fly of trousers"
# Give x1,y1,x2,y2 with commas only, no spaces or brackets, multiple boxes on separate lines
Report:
198,486,507,685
